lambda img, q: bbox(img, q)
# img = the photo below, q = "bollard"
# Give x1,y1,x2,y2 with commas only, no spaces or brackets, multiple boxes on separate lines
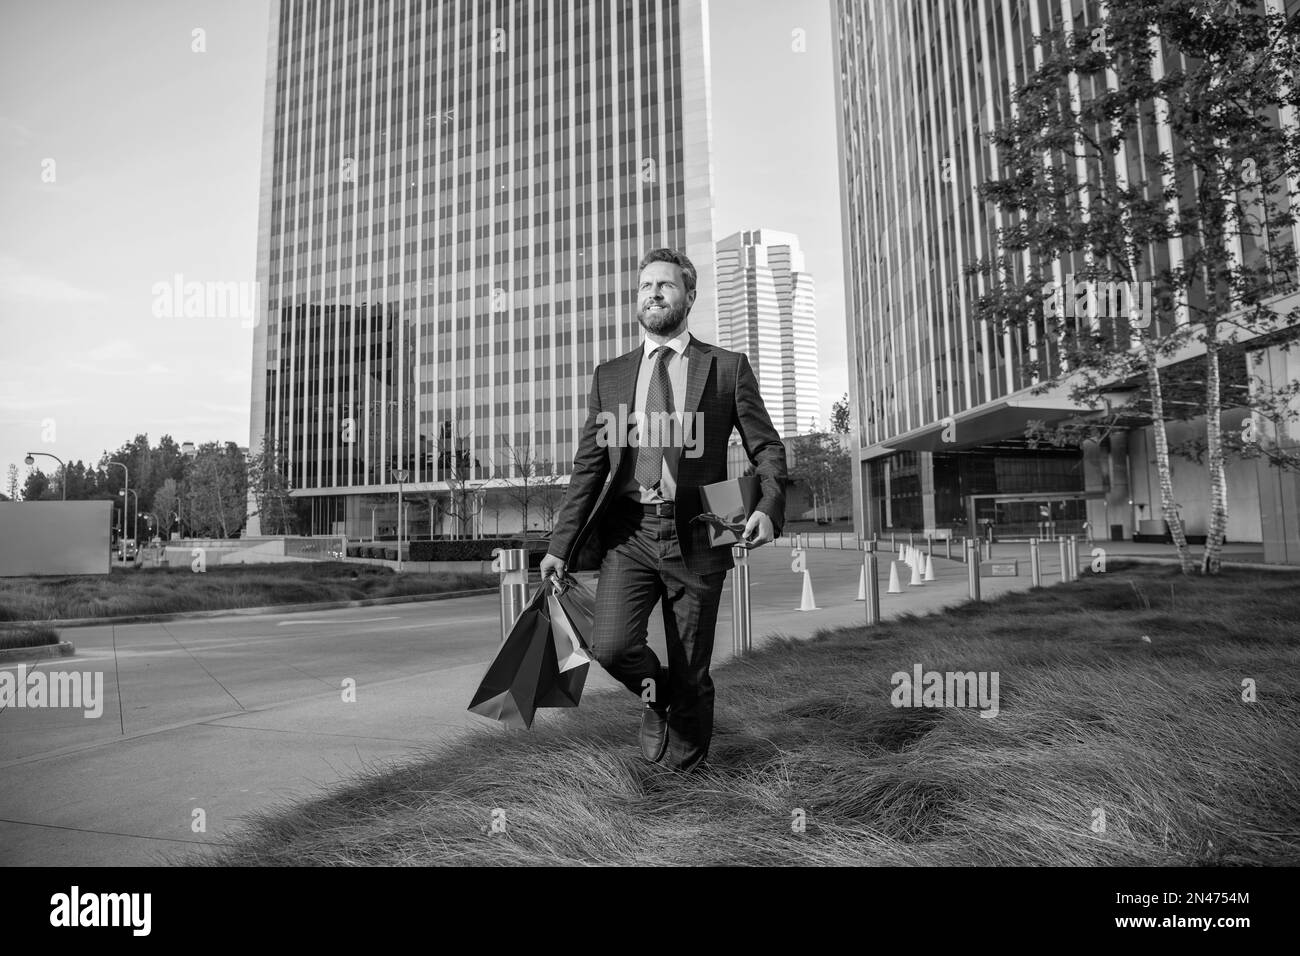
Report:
909,531,915,548
863,548,881,626
966,540,981,601
985,538,993,561
1067,535,1078,581
890,531,896,551
1059,539,1070,583
496,548,528,642
926,534,933,557
731,544,752,656
1030,537,1042,587
945,535,952,561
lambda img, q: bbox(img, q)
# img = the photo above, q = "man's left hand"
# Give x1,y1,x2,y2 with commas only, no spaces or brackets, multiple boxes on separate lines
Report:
742,510,774,549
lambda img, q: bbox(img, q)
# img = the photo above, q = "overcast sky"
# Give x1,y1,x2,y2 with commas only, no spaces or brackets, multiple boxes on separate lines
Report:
0,0,846,482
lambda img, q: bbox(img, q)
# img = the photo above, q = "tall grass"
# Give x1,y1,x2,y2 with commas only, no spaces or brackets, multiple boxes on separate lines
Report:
195,563,1300,866
0,562,495,622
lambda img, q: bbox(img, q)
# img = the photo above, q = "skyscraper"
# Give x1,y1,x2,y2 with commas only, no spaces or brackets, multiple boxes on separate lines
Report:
248,0,716,536
831,0,1300,560
716,229,819,438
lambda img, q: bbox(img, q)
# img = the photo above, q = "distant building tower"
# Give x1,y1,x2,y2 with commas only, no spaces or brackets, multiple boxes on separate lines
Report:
716,229,819,437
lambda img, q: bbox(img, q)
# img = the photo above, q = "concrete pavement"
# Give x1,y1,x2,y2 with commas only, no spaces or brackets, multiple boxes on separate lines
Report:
0,539,1080,866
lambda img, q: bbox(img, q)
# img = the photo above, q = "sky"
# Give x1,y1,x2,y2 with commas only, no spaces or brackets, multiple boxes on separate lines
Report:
0,0,846,487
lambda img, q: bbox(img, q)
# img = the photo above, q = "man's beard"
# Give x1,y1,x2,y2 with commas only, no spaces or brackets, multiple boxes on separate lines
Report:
637,299,688,336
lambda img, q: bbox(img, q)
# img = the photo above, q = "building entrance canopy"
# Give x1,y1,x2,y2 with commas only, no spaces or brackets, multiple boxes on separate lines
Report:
875,397,1091,456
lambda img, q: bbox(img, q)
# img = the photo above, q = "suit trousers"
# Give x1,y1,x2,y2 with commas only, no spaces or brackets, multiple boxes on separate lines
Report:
589,499,727,772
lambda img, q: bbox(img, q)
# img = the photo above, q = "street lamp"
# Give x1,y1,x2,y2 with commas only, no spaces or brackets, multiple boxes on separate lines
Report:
392,468,409,572
120,488,139,548
107,461,129,560
24,452,67,500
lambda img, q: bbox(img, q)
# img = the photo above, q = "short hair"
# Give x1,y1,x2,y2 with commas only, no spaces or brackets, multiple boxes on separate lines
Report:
638,247,697,295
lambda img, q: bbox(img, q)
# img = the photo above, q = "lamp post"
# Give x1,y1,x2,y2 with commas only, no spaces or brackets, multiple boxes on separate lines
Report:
120,488,139,548
393,468,409,572
24,452,67,500
107,461,129,560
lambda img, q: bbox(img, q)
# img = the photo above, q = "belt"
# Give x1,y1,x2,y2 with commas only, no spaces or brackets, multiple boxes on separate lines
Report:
623,498,675,517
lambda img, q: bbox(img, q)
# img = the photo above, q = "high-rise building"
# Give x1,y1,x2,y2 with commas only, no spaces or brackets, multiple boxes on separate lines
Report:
716,229,819,438
248,0,716,536
831,0,1300,562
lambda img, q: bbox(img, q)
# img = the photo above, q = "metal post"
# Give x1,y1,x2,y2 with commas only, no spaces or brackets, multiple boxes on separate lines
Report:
945,535,952,561
863,548,880,626
1030,538,1042,587
926,534,933,557
1067,535,1078,581
1059,539,1070,583
731,544,752,656
497,548,528,642
890,531,895,551
966,540,981,601
985,537,993,561
908,531,915,548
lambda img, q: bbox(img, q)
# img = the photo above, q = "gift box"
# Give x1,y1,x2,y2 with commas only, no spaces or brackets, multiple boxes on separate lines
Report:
694,475,761,547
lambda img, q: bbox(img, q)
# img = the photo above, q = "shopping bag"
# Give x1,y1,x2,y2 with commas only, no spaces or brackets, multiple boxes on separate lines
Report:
467,586,555,729
533,576,595,708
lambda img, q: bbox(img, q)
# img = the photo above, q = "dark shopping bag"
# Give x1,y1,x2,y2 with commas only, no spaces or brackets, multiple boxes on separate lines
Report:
692,475,761,547
535,576,594,708
467,577,596,728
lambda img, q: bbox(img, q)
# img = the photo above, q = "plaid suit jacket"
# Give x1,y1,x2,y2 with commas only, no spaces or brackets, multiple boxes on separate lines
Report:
547,336,787,577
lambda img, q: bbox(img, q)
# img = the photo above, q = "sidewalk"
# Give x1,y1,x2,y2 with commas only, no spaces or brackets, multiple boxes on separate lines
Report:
0,541,1072,866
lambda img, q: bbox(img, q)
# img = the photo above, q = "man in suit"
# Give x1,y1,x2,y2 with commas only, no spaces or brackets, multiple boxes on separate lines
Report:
540,247,787,773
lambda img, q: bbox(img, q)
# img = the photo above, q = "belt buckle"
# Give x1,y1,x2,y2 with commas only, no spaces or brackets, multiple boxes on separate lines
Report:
656,502,673,518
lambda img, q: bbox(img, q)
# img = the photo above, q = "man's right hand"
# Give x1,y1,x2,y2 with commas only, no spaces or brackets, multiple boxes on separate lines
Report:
539,553,567,582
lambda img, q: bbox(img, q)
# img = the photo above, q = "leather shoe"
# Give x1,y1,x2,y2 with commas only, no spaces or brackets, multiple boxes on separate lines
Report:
639,703,669,763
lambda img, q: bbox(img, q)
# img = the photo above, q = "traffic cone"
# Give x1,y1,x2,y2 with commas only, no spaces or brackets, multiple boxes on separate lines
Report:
923,554,936,582
902,544,912,566
909,559,923,586
798,570,818,610
856,565,866,601
887,561,903,593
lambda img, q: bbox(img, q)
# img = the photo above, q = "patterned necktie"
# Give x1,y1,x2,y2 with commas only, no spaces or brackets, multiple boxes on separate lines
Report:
634,345,674,491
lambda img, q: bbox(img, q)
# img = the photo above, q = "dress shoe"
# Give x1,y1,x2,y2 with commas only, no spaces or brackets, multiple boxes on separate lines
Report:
639,703,669,763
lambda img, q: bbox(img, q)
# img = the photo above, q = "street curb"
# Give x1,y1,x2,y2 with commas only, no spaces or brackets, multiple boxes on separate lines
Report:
6,588,500,629
1107,556,1300,573
0,641,76,664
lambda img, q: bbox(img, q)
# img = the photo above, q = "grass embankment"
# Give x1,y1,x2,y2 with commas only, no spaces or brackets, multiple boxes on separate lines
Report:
0,562,496,622
0,625,59,649
199,563,1300,866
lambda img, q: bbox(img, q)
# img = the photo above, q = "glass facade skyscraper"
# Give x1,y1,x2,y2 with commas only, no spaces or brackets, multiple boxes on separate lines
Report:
832,0,1300,557
248,0,715,536
716,229,818,439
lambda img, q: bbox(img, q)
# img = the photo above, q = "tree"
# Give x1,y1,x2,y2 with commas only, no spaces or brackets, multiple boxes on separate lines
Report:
185,442,247,538
246,433,297,534
435,420,484,539
496,432,549,533
22,467,49,502
970,2,1300,574
5,463,18,501
831,393,852,435
787,432,851,521
153,478,181,538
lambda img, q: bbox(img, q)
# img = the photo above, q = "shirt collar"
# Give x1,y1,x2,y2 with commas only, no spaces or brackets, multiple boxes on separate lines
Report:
642,328,691,360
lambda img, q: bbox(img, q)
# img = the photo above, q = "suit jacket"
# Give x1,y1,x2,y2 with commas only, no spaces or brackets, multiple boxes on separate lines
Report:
547,336,787,577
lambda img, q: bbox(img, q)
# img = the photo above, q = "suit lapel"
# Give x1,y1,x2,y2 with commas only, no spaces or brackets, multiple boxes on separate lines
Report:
682,337,713,417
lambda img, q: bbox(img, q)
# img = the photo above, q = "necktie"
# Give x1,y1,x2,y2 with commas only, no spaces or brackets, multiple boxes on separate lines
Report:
634,345,674,491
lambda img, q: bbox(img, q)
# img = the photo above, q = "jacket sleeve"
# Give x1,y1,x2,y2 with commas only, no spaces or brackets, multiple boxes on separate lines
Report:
547,364,611,562
732,352,787,538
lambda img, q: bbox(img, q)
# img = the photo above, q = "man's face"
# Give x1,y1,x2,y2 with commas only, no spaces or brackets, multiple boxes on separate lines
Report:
636,261,695,335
